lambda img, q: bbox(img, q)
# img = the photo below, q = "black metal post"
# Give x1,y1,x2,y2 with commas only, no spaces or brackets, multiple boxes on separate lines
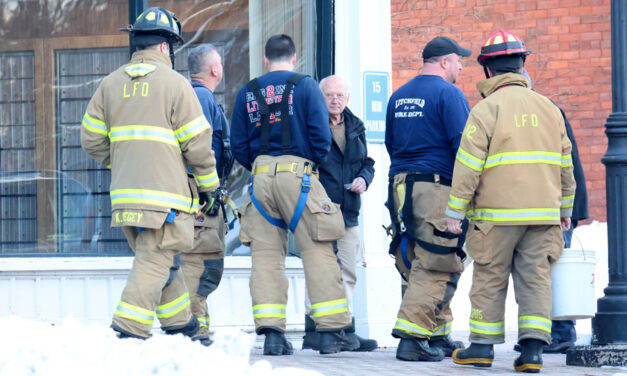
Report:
567,0,627,366
128,0,148,57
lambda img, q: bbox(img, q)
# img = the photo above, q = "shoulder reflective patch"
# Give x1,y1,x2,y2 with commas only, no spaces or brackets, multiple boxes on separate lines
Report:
125,63,157,78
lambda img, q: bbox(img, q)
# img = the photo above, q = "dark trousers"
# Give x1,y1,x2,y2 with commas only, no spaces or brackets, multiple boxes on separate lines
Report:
551,223,578,343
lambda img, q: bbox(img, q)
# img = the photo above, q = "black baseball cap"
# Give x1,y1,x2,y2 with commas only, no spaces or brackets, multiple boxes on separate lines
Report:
422,36,472,59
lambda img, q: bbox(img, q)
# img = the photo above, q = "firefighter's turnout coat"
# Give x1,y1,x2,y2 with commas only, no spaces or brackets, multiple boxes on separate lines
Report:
446,73,575,224
80,49,219,338
81,49,219,230
445,72,576,345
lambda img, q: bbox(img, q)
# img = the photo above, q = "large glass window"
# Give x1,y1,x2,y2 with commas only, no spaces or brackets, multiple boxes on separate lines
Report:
0,0,317,256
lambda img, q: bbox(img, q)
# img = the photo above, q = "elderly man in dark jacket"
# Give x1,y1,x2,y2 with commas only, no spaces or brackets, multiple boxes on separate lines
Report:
302,75,378,352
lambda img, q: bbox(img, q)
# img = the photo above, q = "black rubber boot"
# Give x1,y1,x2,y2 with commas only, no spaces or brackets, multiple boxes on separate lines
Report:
514,339,544,373
319,329,360,354
191,327,213,347
429,335,464,357
162,316,200,338
396,337,445,362
514,339,574,354
452,343,494,367
346,317,378,352
302,315,320,350
349,333,378,352
263,328,294,356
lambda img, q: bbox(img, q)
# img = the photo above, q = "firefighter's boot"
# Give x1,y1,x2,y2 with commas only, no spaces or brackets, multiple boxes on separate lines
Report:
429,335,464,357
452,343,494,367
263,328,294,356
302,315,320,350
396,337,445,362
347,317,378,352
514,339,544,373
191,327,213,347
319,330,360,354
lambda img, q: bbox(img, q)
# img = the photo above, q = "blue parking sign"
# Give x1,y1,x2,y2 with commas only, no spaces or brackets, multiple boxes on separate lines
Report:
363,71,389,143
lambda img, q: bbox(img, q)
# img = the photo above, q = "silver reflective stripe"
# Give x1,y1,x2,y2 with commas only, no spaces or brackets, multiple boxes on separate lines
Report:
253,307,286,316
456,148,485,171
394,319,432,336
469,320,504,335
467,208,560,221
116,305,154,322
519,316,552,333
432,322,452,336
312,301,348,317
156,295,190,317
484,152,562,168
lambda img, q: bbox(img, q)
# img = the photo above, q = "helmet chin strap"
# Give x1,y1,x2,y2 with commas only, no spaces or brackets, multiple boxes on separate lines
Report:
483,65,491,79
168,41,175,66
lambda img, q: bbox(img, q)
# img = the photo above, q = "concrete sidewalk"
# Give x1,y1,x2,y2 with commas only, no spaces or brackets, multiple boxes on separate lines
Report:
249,337,627,375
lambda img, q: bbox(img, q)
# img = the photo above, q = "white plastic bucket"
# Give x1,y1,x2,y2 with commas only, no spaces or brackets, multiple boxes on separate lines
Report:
550,248,596,320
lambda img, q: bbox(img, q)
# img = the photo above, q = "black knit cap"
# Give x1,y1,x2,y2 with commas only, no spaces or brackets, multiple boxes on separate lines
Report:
422,36,472,59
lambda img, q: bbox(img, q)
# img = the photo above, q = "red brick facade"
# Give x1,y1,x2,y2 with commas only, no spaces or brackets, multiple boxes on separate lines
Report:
391,0,611,220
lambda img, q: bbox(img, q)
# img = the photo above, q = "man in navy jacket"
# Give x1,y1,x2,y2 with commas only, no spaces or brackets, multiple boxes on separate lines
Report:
301,75,377,352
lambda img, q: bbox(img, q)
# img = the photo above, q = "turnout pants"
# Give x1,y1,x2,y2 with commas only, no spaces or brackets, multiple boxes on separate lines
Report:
390,173,464,340
113,212,196,338
239,155,351,333
466,224,563,345
180,207,226,333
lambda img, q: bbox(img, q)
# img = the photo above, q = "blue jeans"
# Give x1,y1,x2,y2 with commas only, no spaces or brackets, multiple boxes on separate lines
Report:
551,224,577,342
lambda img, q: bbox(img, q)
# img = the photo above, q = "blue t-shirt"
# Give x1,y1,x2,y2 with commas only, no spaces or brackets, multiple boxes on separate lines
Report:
230,71,330,171
385,75,470,180
191,81,223,170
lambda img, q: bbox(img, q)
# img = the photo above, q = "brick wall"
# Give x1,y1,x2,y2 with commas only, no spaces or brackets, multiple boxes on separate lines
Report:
391,0,611,220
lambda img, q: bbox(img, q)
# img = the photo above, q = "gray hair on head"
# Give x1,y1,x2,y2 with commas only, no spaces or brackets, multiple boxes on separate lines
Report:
319,75,350,95
188,43,218,77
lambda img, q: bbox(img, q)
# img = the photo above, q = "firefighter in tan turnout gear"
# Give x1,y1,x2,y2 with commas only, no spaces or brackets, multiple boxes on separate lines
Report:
385,36,472,362
231,34,357,356
446,30,576,373
80,7,220,342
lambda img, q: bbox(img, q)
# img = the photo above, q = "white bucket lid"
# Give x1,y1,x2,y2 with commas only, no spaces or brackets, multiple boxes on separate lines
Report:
555,248,596,263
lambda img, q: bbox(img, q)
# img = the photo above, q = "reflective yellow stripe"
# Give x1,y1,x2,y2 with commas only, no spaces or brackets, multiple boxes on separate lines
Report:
110,189,194,213
195,171,219,188
456,147,485,172
109,125,180,150
312,298,348,318
114,301,155,325
448,194,470,210
469,319,504,335
432,321,452,336
252,304,286,318
156,292,190,319
561,195,575,209
394,318,432,337
518,315,552,333
82,112,108,135
484,151,562,168
198,316,210,329
396,183,406,223
561,154,573,167
124,63,156,78
466,208,560,222
174,116,210,142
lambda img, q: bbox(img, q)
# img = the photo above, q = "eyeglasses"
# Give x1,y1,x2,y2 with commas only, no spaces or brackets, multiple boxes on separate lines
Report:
324,93,346,100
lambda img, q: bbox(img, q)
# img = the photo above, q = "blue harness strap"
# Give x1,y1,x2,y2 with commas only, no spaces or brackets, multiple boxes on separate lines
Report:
249,173,311,232
249,177,288,229
400,235,412,270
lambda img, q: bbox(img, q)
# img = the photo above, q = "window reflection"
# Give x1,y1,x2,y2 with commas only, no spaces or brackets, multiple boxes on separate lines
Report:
0,0,316,257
